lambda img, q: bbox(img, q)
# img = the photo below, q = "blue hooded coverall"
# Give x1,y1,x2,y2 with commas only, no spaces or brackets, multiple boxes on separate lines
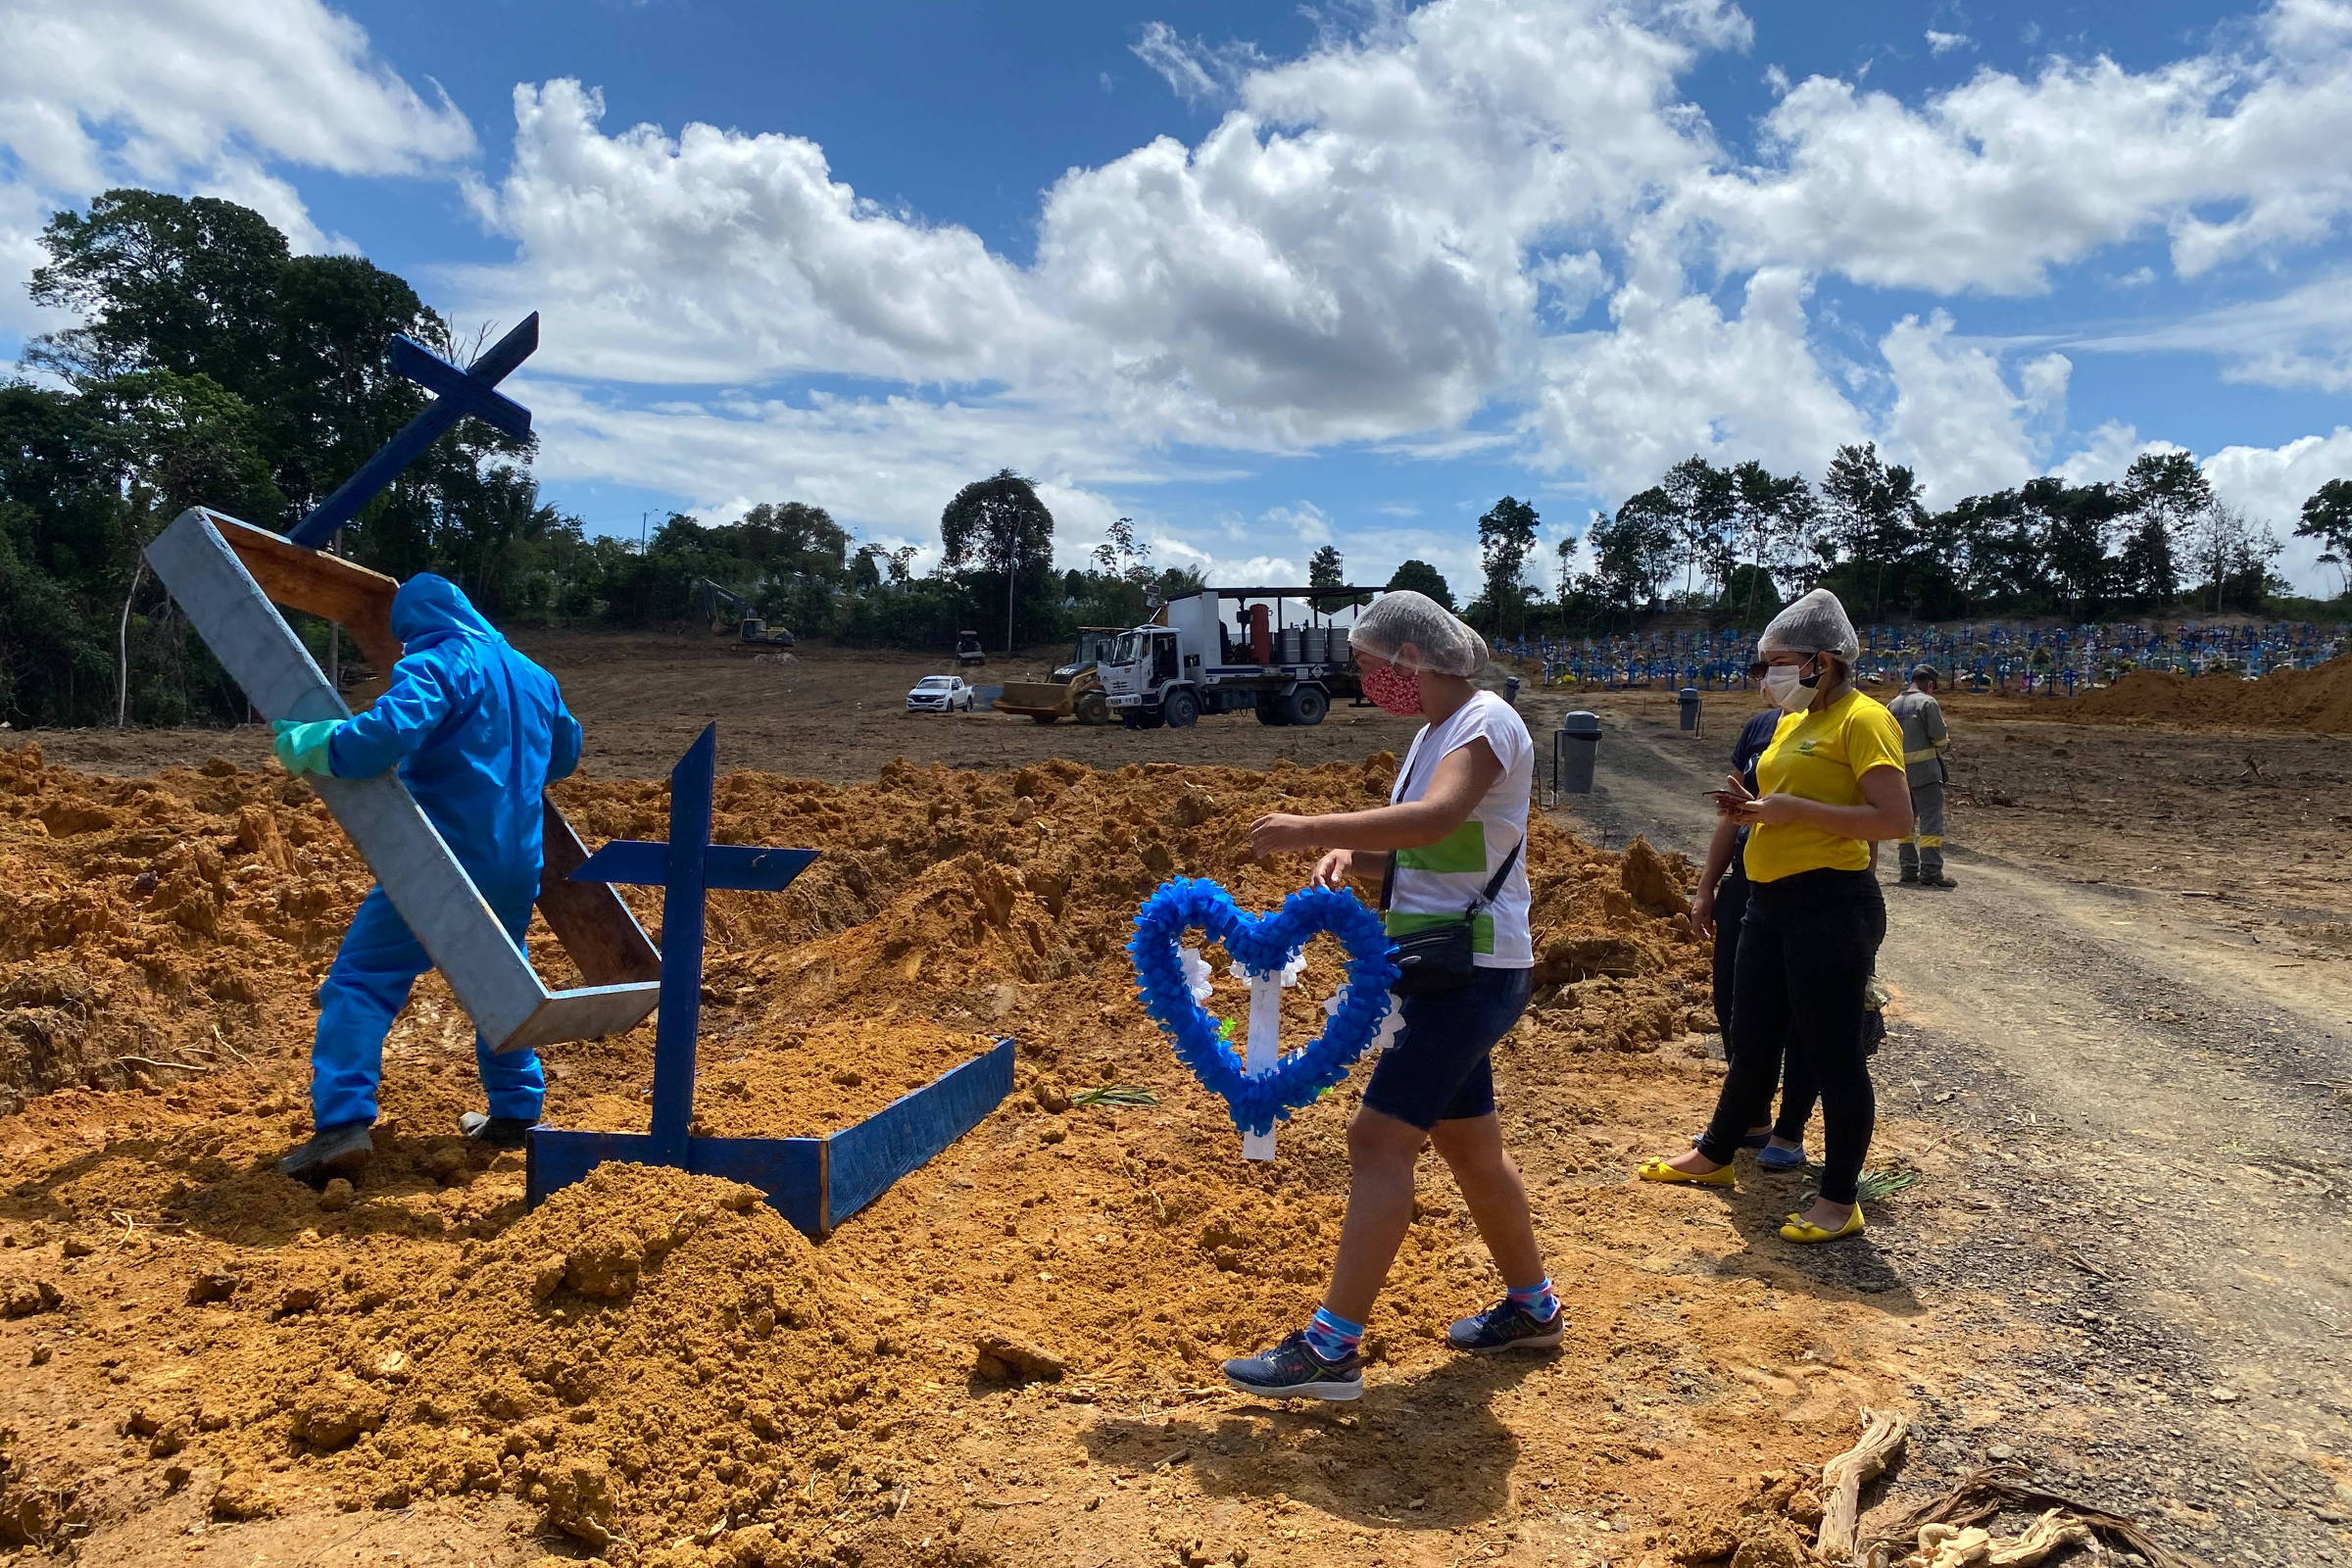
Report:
309,573,582,1131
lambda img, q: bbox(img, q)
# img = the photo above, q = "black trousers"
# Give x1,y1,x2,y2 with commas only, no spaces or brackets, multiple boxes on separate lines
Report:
1699,868,1885,1203
1710,866,1819,1145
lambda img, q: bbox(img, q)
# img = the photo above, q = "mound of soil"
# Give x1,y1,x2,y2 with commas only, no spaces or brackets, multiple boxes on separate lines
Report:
3,744,1859,1567
2063,655,2352,732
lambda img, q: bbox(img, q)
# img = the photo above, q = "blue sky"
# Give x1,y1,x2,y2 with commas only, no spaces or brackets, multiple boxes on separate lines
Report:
4,0,2349,596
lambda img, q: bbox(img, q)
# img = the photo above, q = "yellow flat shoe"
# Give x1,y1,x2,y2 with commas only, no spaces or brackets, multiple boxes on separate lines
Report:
1779,1206,1865,1243
1638,1157,1736,1188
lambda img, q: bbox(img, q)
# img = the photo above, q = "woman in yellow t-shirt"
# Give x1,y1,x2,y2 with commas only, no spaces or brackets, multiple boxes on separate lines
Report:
1639,590,1912,1243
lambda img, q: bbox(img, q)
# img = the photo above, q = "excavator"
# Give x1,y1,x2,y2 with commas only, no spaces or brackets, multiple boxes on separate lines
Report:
693,577,795,648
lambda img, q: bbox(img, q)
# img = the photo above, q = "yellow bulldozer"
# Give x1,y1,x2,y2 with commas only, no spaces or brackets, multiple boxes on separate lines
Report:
993,627,1121,725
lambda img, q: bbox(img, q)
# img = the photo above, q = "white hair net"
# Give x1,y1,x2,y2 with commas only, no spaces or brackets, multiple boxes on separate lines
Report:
1756,587,1860,662
1349,591,1489,677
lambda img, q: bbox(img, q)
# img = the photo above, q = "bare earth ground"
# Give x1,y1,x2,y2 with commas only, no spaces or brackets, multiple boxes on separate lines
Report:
4,641,2350,1567
1537,687,2352,1566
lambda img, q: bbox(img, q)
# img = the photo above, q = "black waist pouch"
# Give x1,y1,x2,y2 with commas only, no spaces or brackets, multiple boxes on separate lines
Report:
1379,838,1523,997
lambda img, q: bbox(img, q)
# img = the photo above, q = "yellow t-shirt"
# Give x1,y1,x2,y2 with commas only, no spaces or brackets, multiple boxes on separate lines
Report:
1740,686,1906,884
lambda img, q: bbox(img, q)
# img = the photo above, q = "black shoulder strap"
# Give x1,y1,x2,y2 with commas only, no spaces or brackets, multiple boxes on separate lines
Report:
1473,836,1523,910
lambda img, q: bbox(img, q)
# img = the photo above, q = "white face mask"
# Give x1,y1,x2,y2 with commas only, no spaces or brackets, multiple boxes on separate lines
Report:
1761,664,1815,711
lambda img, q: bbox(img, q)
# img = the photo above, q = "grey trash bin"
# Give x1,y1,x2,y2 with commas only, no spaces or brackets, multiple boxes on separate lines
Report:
1554,710,1600,794
1679,686,1700,731
1504,675,1521,707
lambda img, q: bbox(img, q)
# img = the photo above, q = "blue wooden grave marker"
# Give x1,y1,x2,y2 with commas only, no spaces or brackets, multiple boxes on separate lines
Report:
526,722,1016,1237
288,313,540,549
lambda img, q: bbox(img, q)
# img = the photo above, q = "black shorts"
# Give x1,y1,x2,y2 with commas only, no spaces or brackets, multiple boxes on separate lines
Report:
1360,965,1535,1129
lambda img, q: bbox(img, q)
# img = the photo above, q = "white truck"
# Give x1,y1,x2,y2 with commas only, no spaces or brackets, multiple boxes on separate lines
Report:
1095,585,1376,728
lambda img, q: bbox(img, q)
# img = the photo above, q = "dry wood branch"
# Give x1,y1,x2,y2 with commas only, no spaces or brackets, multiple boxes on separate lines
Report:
1886,1509,2092,1567
1856,1463,2214,1568
1820,1405,1910,1562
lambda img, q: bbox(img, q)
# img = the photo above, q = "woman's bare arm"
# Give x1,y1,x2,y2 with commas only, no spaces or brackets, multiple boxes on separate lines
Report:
1249,740,1505,858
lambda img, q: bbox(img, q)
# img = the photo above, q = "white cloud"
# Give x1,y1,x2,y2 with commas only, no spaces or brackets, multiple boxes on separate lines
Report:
0,0,472,335
1926,30,1973,56
2051,419,2158,487
2065,273,2352,392
1130,22,1265,106
1879,311,2070,499
1526,267,1867,496
1691,4,2352,293
2200,426,2352,592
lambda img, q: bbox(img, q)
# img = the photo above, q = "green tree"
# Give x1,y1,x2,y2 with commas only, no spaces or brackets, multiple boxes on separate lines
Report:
1586,494,1679,619
1659,456,1737,601
27,190,290,391
2117,451,2209,608
2294,478,2352,600
1386,559,1454,609
1728,461,1811,622
941,468,1055,651
1821,443,1925,621
1475,495,1540,631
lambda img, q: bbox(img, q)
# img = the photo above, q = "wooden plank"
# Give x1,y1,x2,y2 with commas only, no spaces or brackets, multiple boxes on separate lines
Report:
822,1038,1015,1233
216,514,402,671
538,806,662,984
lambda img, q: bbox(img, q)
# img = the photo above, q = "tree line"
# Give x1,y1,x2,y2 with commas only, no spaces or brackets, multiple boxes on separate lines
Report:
1465,447,2352,638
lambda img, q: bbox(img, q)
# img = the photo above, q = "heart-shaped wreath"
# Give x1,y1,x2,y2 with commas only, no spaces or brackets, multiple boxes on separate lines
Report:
1128,878,1401,1137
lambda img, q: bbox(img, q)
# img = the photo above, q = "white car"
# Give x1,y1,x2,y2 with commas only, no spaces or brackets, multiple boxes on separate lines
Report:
906,674,977,712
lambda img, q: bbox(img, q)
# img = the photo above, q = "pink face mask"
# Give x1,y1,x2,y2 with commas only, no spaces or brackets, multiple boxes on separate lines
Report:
1361,662,1423,716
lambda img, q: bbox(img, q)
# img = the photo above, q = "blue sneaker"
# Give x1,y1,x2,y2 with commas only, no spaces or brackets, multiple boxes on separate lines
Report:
1446,1299,1565,1354
1755,1144,1808,1172
1222,1331,1363,1401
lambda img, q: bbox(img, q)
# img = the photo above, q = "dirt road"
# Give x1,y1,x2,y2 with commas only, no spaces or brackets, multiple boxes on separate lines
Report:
1533,690,2352,1567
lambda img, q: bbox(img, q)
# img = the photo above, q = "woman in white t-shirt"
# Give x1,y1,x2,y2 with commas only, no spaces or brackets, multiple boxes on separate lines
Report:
1223,591,1553,1402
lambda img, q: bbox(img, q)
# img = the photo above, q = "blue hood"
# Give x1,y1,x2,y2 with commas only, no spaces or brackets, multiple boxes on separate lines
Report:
391,573,501,652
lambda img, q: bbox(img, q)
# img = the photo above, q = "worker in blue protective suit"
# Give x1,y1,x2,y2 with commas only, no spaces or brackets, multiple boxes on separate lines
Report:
270,572,582,1181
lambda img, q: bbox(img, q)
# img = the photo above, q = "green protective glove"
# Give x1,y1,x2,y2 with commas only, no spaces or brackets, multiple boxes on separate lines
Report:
271,717,342,777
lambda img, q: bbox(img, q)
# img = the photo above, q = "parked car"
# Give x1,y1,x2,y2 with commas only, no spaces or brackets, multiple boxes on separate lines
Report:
906,674,978,712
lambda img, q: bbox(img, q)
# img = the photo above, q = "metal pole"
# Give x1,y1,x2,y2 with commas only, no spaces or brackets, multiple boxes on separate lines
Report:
1005,524,1017,654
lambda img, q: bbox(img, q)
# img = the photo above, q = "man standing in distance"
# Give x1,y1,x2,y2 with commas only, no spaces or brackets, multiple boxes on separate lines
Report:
1887,663,1954,889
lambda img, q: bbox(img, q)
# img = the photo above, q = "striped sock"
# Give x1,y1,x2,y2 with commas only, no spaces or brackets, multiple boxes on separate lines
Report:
1507,1277,1558,1321
1302,1306,1364,1363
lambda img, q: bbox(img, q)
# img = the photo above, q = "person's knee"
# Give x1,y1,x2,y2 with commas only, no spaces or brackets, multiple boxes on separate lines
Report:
1430,1115,1509,1175
1347,1108,1427,1171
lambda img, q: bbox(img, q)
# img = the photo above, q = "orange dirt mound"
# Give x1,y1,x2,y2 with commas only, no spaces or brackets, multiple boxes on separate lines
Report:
0,744,1914,1567
2062,654,2352,732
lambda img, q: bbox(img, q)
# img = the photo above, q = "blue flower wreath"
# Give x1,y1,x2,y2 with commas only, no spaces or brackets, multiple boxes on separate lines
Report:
1128,877,1400,1137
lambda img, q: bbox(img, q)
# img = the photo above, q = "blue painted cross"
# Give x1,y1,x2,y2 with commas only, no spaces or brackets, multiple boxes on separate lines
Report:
287,312,541,550
523,721,1017,1234
564,722,815,1162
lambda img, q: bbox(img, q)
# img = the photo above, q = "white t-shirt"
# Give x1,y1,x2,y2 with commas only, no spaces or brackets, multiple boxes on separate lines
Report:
1385,690,1534,969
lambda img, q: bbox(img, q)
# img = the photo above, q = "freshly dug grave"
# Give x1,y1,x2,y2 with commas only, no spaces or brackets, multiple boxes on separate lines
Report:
0,744,1942,1567
2060,653,2352,732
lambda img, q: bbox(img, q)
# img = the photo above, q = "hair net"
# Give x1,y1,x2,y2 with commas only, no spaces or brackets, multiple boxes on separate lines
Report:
1756,587,1860,662
1349,590,1489,677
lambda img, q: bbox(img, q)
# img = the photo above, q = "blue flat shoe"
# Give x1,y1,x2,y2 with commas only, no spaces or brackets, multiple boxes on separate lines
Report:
1755,1144,1807,1172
